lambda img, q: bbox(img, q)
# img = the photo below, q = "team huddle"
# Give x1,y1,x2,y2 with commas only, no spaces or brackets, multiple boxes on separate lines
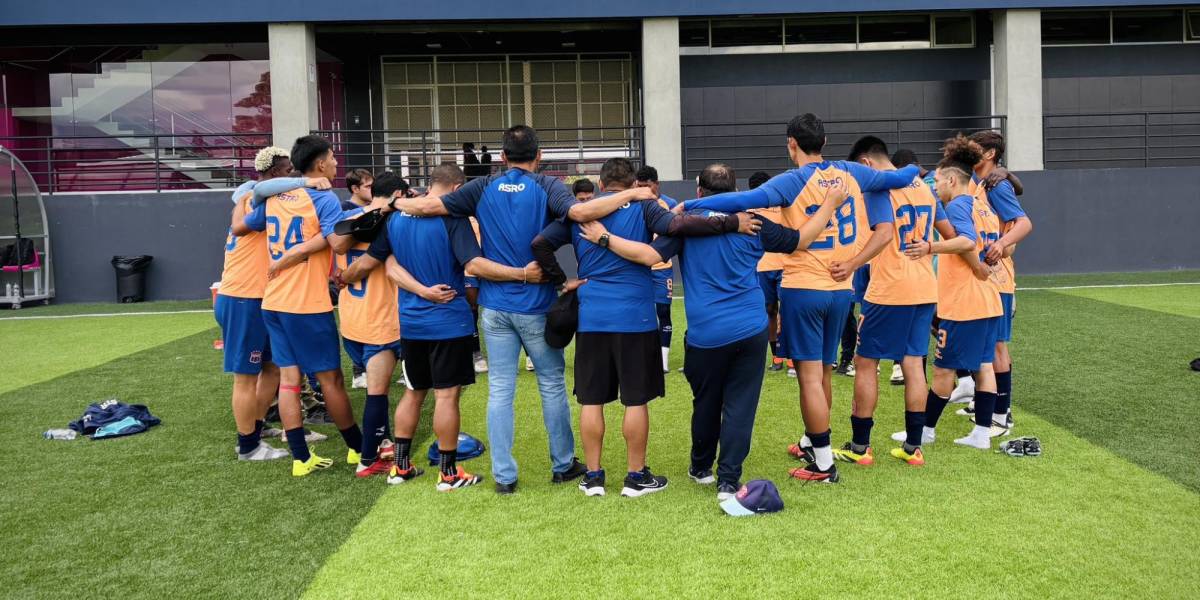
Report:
214,113,1031,500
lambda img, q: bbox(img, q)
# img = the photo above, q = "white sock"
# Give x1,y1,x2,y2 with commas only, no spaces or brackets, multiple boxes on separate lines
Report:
800,434,812,448
661,347,670,371
956,376,974,391
992,413,1008,427
971,424,991,439
922,426,937,442
813,445,834,470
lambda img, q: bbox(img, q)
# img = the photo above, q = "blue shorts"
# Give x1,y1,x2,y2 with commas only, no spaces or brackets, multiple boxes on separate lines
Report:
464,276,480,289
652,268,673,304
343,338,403,367
758,270,782,306
852,265,871,304
996,293,1015,343
934,317,1000,372
214,294,271,375
857,301,936,361
779,288,854,365
261,309,341,373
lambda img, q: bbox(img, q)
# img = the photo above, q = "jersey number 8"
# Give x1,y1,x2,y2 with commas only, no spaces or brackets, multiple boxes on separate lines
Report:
805,199,857,250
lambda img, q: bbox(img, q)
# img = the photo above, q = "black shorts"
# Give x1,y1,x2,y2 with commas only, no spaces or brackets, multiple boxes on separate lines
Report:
400,336,475,390
574,331,664,406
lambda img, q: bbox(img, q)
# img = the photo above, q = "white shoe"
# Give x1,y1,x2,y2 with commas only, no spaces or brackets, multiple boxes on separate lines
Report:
525,357,535,372
988,418,1012,438
238,441,290,461
262,427,284,437
473,351,489,374
395,373,407,386
955,401,975,417
351,373,367,389
949,377,975,404
787,367,796,378
954,431,992,450
844,363,857,377
890,363,904,385
891,430,936,445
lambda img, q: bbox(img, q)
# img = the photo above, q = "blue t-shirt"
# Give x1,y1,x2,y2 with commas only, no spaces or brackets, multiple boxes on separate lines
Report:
984,180,1025,224
366,213,481,341
440,167,577,315
652,211,800,348
537,194,678,333
944,196,977,241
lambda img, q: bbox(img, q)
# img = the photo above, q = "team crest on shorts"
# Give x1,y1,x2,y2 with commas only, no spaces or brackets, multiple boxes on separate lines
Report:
249,351,263,364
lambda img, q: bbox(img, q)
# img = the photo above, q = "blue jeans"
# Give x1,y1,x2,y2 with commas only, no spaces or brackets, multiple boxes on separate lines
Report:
481,307,575,484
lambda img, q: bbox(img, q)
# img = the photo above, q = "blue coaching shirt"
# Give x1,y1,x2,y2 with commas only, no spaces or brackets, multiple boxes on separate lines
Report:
440,167,577,315
366,213,481,340
537,194,680,334
652,211,800,348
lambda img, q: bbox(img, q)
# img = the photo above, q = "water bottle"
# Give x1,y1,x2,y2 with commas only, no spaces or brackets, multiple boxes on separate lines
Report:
43,429,77,440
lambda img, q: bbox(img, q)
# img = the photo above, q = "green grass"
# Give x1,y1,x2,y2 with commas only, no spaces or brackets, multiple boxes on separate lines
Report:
2,273,1199,599
0,298,211,317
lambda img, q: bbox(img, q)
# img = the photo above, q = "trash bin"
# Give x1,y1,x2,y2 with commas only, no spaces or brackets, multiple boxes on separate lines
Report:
111,255,153,303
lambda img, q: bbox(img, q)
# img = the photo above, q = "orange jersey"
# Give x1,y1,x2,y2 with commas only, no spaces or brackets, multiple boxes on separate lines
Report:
251,187,341,314
777,165,865,291
936,194,1002,322
336,240,400,344
751,207,787,272
864,178,941,306
969,179,1020,294
219,191,269,298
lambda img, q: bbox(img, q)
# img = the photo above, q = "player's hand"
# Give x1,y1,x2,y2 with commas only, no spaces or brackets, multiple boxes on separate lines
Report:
305,177,332,190
522,261,547,284
420,284,457,304
630,187,657,202
671,201,686,215
983,167,1009,191
736,213,762,236
829,261,854,282
904,240,931,260
562,278,588,293
579,221,609,244
971,262,991,281
823,179,849,205
984,240,1006,265
330,268,346,289
367,196,392,213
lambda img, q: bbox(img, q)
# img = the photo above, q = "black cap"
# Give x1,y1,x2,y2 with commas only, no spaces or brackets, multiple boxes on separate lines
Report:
544,289,579,349
333,209,387,242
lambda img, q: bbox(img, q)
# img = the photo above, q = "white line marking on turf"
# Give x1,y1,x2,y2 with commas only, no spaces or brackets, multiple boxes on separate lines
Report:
0,309,211,321
1016,282,1200,291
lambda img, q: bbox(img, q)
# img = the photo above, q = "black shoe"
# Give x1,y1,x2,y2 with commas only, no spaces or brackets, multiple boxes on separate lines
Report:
579,470,606,497
767,361,785,372
620,467,668,497
264,405,281,424
789,462,840,484
551,458,588,484
495,481,518,495
834,360,852,376
687,467,715,485
716,480,740,501
303,404,335,425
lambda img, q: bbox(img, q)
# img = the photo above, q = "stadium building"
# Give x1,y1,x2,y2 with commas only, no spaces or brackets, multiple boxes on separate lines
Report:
1,1,1198,302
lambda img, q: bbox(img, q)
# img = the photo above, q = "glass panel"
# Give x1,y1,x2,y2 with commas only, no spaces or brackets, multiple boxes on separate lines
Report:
680,19,710,47
581,103,602,128
785,16,856,45
438,106,456,130
1043,11,1110,45
72,61,154,137
231,60,271,134
457,86,479,106
1189,10,1200,40
600,83,624,103
530,84,555,104
508,84,525,105
579,60,601,82
409,107,433,129
480,106,504,129
437,86,456,105
555,83,577,103
711,18,783,47
555,104,579,128
479,84,503,104
454,63,477,84
456,107,480,130
477,62,503,83
386,107,409,129
436,62,454,84
599,61,623,82
859,15,931,43
580,83,601,101
934,15,974,46
509,105,526,126
1113,10,1182,43
601,103,625,127
554,62,576,82
407,63,432,85
382,63,406,85
154,61,234,136
530,62,554,82
408,88,432,106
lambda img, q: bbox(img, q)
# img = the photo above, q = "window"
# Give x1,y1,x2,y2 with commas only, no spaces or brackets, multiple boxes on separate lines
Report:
1042,11,1110,45
784,16,856,45
933,14,974,46
711,18,783,48
679,19,709,47
1113,9,1183,43
1189,10,1200,40
858,15,931,45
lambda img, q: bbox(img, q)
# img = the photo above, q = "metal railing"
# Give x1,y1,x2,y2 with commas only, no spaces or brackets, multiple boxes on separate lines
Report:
0,132,271,193
682,115,1006,178
1044,111,1200,169
311,126,645,188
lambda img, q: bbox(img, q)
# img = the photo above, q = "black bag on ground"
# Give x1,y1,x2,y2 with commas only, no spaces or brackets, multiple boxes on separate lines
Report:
1,239,35,266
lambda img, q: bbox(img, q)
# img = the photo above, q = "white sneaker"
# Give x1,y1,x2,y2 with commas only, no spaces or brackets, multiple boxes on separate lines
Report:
949,377,975,404
787,367,797,378
955,401,975,417
890,363,904,385
845,363,857,377
395,373,407,386
351,373,367,389
890,430,936,445
473,351,489,374
238,441,290,461
525,357,535,372
262,426,284,437
988,418,1012,438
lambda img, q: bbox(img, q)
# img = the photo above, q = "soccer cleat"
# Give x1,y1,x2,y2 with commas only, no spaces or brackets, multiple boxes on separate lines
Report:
768,358,785,372
844,362,857,377
716,481,740,501
551,458,588,484
304,405,335,425
890,363,905,385
292,453,334,477
351,373,367,389
890,430,935,445
688,467,716,485
988,419,1012,438
832,443,874,466
347,448,361,465
525,357,535,372
835,360,852,376
437,466,482,492
262,426,285,438
621,467,668,497
788,442,815,463
238,442,290,461
378,439,395,461
355,458,394,478
579,471,606,497
955,402,976,417
787,367,797,378
788,462,840,484
949,378,975,404
394,373,407,386
386,464,424,484
890,446,925,466
473,351,489,374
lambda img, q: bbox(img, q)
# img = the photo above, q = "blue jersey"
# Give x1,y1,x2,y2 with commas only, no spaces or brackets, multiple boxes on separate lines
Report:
653,210,800,348
538,194,679,334
367,213,481,340
441,167,577,315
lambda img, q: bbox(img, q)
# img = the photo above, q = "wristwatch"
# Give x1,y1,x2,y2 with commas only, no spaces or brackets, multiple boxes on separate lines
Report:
598,233,610,248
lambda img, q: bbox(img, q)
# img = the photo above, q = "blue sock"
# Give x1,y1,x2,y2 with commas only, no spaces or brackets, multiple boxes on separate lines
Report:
850,416,873,447
587,469,605,479
974,391,998,428
925,390,950,427
284,428,311,462
904,410,926,448
360,394,388,465
237,431,259,455
995,370,1012,416
254,419,265,436
627,469,645,481
340,424,363,452
808,429,831,449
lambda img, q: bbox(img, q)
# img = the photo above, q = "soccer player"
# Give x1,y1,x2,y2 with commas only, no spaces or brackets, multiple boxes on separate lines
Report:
897,135,1003,450
747,170,788,373
339,172,545,491
240,135,364,477
831,136,945,467
463,214,489,374
385,125,652,494
532,157,755,498
579,163,846,500
970,130,1033,435
635,165,678,373
573,178,596,202
341,168,375,389
682,113,919,484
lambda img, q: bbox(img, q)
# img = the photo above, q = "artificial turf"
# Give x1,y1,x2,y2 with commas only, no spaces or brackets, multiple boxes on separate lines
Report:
2,272,1198,598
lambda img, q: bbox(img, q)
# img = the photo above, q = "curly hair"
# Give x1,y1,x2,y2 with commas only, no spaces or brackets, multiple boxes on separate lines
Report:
937,135,983,180
253,146,289,174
